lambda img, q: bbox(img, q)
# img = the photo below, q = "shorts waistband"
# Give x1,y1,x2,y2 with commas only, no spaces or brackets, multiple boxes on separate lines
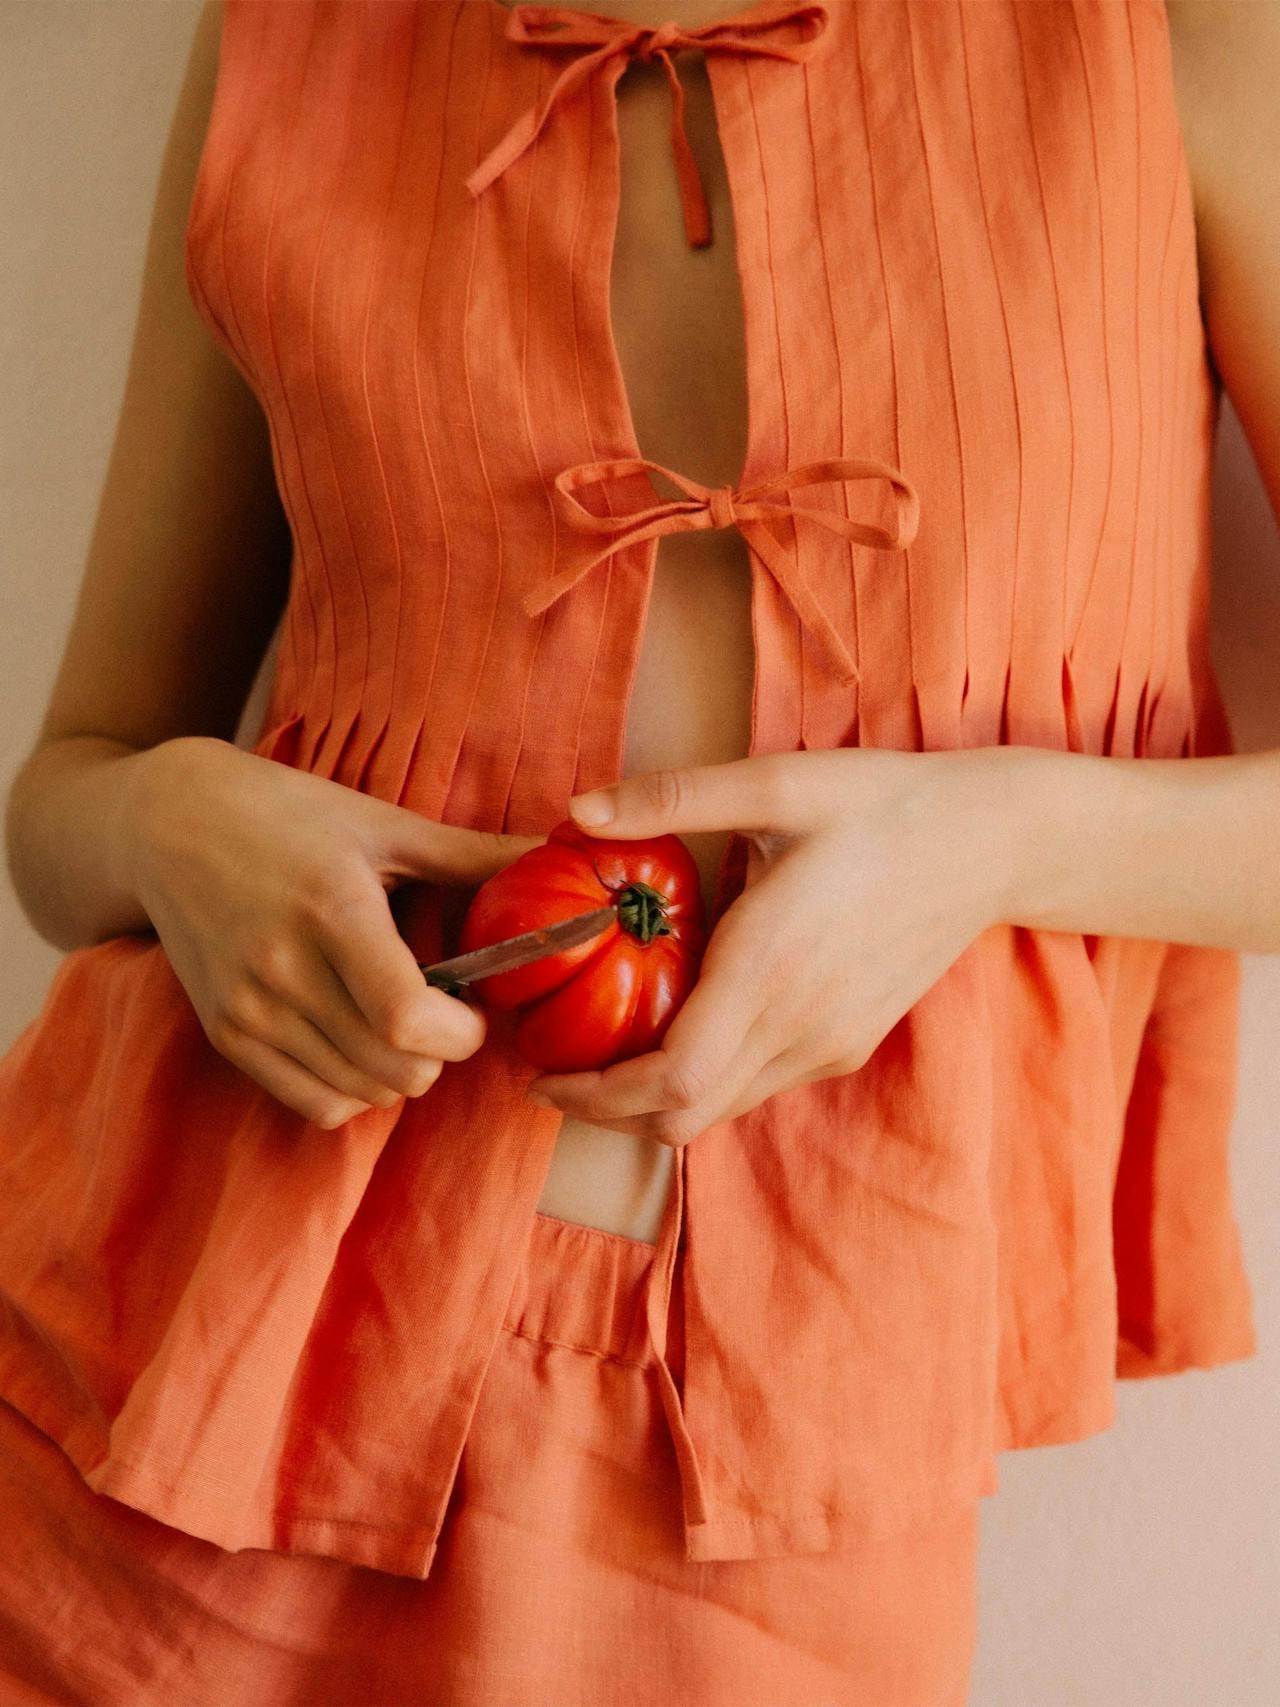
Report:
502,1211,661,1369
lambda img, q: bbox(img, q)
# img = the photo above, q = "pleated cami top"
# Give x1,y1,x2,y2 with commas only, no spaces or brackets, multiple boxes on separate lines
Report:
0,0,1258,1578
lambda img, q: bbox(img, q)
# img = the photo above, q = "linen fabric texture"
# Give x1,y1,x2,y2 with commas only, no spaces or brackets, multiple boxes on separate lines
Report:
0,1211,981,1705
0,0,1257,1583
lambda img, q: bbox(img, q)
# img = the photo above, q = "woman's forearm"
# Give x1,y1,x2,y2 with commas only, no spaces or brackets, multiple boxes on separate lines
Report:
11,732,1277,962
993,743,1280,954
4,734,165,952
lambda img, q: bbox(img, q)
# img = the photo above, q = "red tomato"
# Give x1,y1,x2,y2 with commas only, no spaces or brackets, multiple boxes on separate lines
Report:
456,817,707,1072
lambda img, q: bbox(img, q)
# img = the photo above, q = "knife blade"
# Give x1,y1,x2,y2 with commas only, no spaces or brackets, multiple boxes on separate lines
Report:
417,904,617,999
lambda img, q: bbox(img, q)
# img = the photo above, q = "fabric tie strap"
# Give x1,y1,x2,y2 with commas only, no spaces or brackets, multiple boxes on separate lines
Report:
523,453,921,686
467,2,832,248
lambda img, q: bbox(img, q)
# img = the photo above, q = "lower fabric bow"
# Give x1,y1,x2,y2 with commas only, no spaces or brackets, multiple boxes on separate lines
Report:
522,454,921,686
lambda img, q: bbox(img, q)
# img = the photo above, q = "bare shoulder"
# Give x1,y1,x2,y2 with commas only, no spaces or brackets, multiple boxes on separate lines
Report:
1163,0,1280,210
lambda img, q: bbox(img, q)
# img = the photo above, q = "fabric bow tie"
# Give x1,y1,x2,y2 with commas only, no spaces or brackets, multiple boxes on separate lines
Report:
522,454,921,686
466,2,831,247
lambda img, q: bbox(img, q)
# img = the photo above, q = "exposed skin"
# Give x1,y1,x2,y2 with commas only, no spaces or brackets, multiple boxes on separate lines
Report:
6,0,1279,1152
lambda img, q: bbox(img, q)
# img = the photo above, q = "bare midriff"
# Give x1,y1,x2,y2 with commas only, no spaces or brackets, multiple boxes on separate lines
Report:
521,1,756,1243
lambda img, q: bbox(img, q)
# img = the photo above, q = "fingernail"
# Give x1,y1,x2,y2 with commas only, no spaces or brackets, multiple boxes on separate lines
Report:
569,790,613,826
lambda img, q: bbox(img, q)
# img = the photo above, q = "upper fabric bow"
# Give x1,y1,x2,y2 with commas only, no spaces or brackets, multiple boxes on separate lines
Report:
522,454,921,686
466,2,831,247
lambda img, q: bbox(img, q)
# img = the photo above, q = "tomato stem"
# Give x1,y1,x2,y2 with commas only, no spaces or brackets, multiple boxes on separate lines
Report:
615,879,672,944
590,859,672,946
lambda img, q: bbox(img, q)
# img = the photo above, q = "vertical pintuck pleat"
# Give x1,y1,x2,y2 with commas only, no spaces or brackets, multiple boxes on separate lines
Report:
1158,253,1203,758
880,2,968,754
705,54,804,760
253,6,348,779
1149,254,1208,761
301,15,415,787
961,0,1073,752
399,7,510,824
903,1,1007,752
1066,0,1145,753
1104,0,1166,761
339,6,430,799
1138,212,1185,759
841,6,920,753
374,0,468,811
950,4,1023,752
796,67,856,750
740,53,803,750
1058,0,1115,748
1015,0,1108,753
1140,0,1210,763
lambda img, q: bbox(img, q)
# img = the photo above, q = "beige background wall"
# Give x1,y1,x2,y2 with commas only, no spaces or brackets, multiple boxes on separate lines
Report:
2,4,1275,1700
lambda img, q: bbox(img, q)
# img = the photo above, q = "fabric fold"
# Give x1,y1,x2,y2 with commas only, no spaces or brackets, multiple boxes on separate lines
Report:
0,0,1257,1582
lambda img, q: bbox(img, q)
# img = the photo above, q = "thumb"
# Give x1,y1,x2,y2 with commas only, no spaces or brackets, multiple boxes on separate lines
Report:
567,757,785,839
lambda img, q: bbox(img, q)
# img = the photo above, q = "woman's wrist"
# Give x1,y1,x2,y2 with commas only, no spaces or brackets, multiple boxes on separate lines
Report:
113,735,239,924
985,743,1280,953
948,744,1058,934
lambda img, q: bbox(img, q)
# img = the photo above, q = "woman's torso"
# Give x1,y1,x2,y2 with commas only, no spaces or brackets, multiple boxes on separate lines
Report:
0,0,1255,1583
523,0,756,1241
180,0,1224,1245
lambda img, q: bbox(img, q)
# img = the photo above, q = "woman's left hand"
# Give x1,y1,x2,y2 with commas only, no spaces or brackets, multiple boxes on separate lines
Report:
525,746,1023,1146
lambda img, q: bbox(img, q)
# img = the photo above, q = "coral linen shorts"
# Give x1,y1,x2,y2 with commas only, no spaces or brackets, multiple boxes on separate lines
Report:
0,1211,981,1706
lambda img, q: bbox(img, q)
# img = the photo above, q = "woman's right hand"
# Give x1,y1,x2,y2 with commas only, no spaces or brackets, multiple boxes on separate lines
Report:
121,735,545,1128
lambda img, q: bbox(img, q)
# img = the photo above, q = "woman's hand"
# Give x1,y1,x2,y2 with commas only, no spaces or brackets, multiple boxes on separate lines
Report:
525,747,1022,1146
122,735,544,1129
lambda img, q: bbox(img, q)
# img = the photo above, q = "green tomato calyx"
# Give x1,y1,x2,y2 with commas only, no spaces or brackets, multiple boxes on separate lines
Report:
615,879,672,945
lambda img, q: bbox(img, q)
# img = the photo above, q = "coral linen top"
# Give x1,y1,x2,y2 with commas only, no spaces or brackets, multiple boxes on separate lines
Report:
0,0,1258,1579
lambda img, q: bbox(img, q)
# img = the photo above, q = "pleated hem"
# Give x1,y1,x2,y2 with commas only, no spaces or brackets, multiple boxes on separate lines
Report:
0,1368,442,1581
